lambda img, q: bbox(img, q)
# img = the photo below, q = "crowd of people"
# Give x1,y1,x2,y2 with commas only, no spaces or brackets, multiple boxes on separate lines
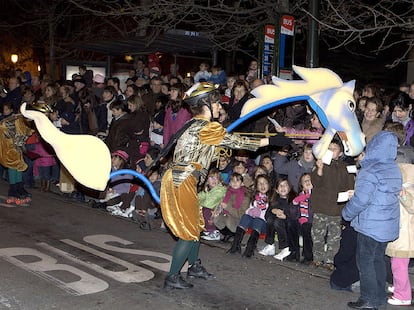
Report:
1,57,414,308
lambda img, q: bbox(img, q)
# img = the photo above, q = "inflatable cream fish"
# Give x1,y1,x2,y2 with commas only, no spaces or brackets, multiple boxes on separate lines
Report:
21,103,111,191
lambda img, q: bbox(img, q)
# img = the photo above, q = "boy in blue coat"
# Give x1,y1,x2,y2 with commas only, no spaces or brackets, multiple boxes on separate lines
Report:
343,131,402,310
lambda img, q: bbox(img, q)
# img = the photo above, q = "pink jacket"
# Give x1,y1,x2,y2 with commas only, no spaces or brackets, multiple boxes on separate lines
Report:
32,141,57,167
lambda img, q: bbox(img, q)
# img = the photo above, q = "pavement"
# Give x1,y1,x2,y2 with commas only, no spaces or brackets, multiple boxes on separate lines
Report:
0,179,411,310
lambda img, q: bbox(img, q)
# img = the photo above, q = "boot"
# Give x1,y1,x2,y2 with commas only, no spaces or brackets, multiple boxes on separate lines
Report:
227,226,245,254
16,182,32,198
40,179,46,192
187,259,215,280
44,180,50,192
6,184,19,204
286,251,300,262
242,230,259,258
164,273,193,289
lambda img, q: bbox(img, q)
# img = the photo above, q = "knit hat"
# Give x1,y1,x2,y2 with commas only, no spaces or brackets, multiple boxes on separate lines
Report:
93,74,105,84
111,150,129,161
150,66,161,76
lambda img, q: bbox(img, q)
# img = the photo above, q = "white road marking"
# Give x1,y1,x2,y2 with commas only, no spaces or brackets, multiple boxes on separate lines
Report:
83,234,177,272
40,240,154,283
0,247,108,295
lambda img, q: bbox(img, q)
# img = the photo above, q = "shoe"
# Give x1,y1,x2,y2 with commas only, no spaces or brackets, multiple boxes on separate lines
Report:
347,299,378,309
164,273,193,289
324,262,335,271
350,281,360,293
187,259,215,280
286,251,300,262
111,208,123,216
387,285,394,293
311,260,323,268
258,244,276,256
387,296,411,306
106,202,123,212
201,230,221,241
120,205,135,218
220,234,233,243
273,247,291,261
300,259,313,266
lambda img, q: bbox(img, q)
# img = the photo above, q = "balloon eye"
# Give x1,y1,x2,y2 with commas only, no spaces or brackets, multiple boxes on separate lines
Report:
348,100,355,112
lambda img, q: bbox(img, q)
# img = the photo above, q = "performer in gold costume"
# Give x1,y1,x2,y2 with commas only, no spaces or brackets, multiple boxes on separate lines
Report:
161,83,291,289
0,102,52,204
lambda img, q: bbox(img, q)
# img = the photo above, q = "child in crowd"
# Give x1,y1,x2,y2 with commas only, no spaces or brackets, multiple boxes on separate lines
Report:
105,100,129,152
228,174,271,258
32,134,59,192
234,150,256,176
91,150,133,216
199,168,226,241
246,60,258,83
136,147,160,174
343,131,402,310
208,65,227,86
223,75,237,104
232,159,254,190
0,102,13,121
260,155,277,188
194,62,211,83
291,173,314,264
259,178,295,261
126,147,160,220
273,143,315,193
133,166,162,230
392,92,414,147
252,165,267,179
385,163,414,306
311,139,355,267
216,155,233,184
150,110,164,149
214,172,250,243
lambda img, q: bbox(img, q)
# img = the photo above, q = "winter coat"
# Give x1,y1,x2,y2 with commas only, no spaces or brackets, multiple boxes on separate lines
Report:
274,153,315,193
163,106,191,146
214,186,250,233
198,184,226,210
265,197,291,221
386,163,414,258
105,113,129,153
208,70,226,85
125,109,151,164
311,158,355,216
194,70,212,83
342,131,402,242
405,119,414,147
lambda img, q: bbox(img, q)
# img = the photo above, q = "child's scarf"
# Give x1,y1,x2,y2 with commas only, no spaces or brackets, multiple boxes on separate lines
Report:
222,186,246,209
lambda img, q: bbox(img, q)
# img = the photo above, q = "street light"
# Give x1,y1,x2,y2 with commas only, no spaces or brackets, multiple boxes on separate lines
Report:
11,54,18,64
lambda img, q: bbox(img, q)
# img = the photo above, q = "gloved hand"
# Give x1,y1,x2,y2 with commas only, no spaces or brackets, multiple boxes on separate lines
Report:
269,133,292,147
